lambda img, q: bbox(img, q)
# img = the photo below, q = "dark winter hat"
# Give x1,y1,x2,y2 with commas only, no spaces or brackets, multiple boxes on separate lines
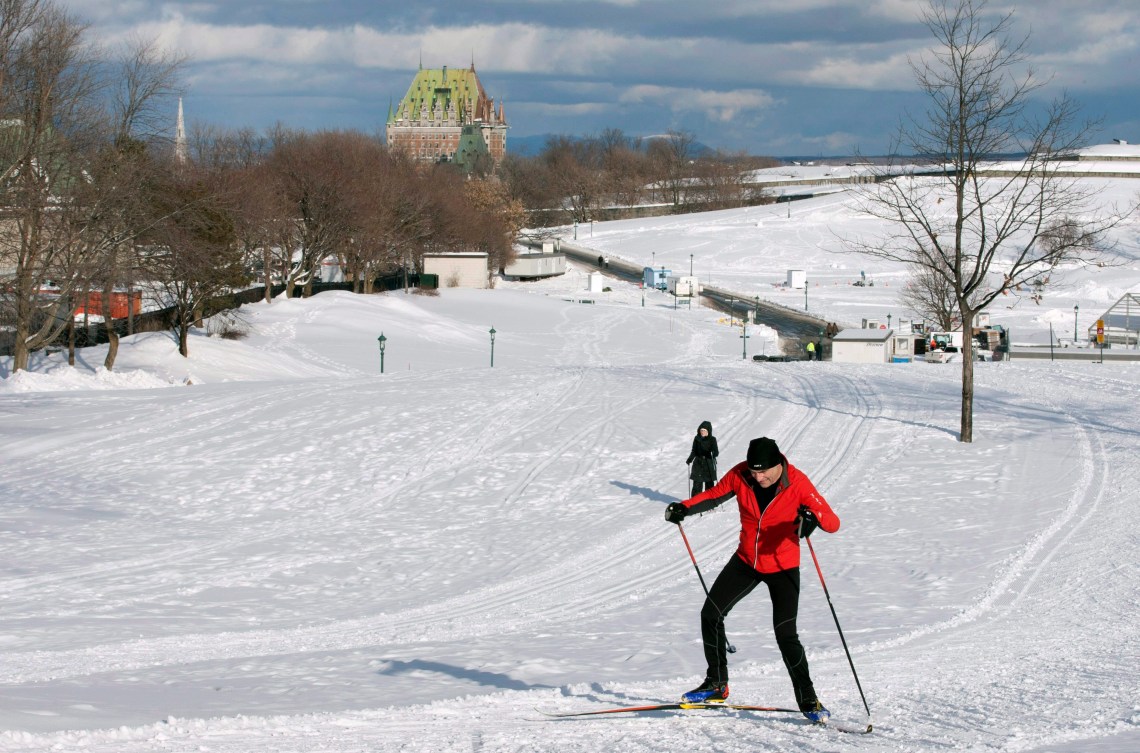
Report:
747,437,782,471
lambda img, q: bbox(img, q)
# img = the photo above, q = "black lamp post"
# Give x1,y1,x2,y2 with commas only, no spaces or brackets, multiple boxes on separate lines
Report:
489,326,497,367
1073,303,1079,344
377,332,387,373
804,277,809,311
689,254,694,276
741,321,749,359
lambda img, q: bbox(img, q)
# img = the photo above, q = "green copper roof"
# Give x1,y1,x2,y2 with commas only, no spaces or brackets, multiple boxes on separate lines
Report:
388,66,488,125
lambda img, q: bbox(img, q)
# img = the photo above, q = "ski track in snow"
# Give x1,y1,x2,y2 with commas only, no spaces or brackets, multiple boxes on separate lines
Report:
1,288,1137,752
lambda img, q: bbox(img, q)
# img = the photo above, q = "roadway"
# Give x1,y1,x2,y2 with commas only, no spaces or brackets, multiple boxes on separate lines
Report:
535,240,833,345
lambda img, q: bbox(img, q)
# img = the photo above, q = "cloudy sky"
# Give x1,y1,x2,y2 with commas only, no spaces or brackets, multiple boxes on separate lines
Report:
58,0,1140,156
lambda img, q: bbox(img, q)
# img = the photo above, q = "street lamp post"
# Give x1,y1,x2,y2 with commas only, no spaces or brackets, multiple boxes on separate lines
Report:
887,312,892,329
741,321,749,359
489,326,497,367
1073,303,1079,345
377,333,387,374
689,254,694,277
804,278,809,311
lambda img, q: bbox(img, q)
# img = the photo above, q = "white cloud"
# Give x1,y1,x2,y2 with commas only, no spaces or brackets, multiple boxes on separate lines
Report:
106,16,627,79
514,101,611,116
621,84,776,121
795,47,917,90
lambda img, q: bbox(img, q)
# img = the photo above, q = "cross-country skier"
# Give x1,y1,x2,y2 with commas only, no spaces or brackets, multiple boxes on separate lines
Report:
664,436,840,723
685,421,719,496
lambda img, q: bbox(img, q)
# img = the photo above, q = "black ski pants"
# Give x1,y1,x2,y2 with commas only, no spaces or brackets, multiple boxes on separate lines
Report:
700,555,817,706
691,478,714,496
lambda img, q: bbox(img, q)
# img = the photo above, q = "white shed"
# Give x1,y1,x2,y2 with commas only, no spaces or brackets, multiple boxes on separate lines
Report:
586,271,604,292
787,269,806,289
503,252,566,279
831,327,894,363
423,252,489,289
667,275,700,297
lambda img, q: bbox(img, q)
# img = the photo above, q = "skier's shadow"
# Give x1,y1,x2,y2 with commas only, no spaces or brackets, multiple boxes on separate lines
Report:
376,659,556,692
609,480,679,505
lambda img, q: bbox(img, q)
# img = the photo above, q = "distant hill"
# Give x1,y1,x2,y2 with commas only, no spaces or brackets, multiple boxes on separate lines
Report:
507,133,716,157
507,134,1029,162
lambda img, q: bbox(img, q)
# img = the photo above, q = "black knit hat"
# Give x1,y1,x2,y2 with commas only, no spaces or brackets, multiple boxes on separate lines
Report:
747,437,782,471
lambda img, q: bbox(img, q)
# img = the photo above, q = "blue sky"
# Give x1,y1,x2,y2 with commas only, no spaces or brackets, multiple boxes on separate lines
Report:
59,0,1140,156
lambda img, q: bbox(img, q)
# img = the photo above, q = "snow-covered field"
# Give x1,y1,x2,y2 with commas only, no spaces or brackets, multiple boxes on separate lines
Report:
2,174,1139,752
578,163,1140,346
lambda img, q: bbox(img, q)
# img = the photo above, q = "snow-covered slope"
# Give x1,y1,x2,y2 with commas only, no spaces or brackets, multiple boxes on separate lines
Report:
1,278,1137,752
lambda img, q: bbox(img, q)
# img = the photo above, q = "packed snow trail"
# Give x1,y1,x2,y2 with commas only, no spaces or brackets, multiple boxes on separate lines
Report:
1,289,1137,752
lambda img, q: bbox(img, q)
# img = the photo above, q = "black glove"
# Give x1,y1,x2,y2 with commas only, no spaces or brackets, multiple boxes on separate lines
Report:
797,505,819,538
665,502,687,524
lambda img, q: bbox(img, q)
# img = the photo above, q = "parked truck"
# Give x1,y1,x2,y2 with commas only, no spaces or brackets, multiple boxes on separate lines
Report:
925,326,1007,362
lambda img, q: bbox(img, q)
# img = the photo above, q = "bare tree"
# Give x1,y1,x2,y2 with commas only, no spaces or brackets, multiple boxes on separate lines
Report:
691,152,761,210
846,0,1130,442
0,0,100,372
108,36,186,145
542,135,603,223
462,177,523,282
267,129,360,298
648,129,697,209
899,262,959,331
197,128,288,303
340,135,403,293
142,163,244,357
91,36,185,369
598,129,649,209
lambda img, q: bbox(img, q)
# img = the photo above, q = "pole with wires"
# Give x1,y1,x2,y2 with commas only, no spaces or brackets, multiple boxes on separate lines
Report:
677,522,736,653
804,532,872,731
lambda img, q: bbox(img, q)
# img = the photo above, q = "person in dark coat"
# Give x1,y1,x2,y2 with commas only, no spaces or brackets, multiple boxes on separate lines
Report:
685,421,719,496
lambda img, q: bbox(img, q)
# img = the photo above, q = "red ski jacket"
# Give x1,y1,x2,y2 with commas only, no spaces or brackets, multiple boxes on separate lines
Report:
681,458,839,573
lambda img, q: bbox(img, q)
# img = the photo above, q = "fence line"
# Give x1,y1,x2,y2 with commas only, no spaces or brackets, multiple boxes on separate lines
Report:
1,275,417,357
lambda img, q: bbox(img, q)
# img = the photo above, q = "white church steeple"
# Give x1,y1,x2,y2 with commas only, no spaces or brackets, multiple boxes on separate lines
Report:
175,97,187,164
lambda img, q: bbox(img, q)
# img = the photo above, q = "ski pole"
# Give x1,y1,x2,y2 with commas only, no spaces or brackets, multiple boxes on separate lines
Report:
677,522,736,653
804,534,872,727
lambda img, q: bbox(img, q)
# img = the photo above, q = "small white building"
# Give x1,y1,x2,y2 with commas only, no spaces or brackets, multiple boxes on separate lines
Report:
667,275,700,297
891,333,923,362
586,271,604,292
831,328,894,363
787,269,806,289
423,252,489,289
